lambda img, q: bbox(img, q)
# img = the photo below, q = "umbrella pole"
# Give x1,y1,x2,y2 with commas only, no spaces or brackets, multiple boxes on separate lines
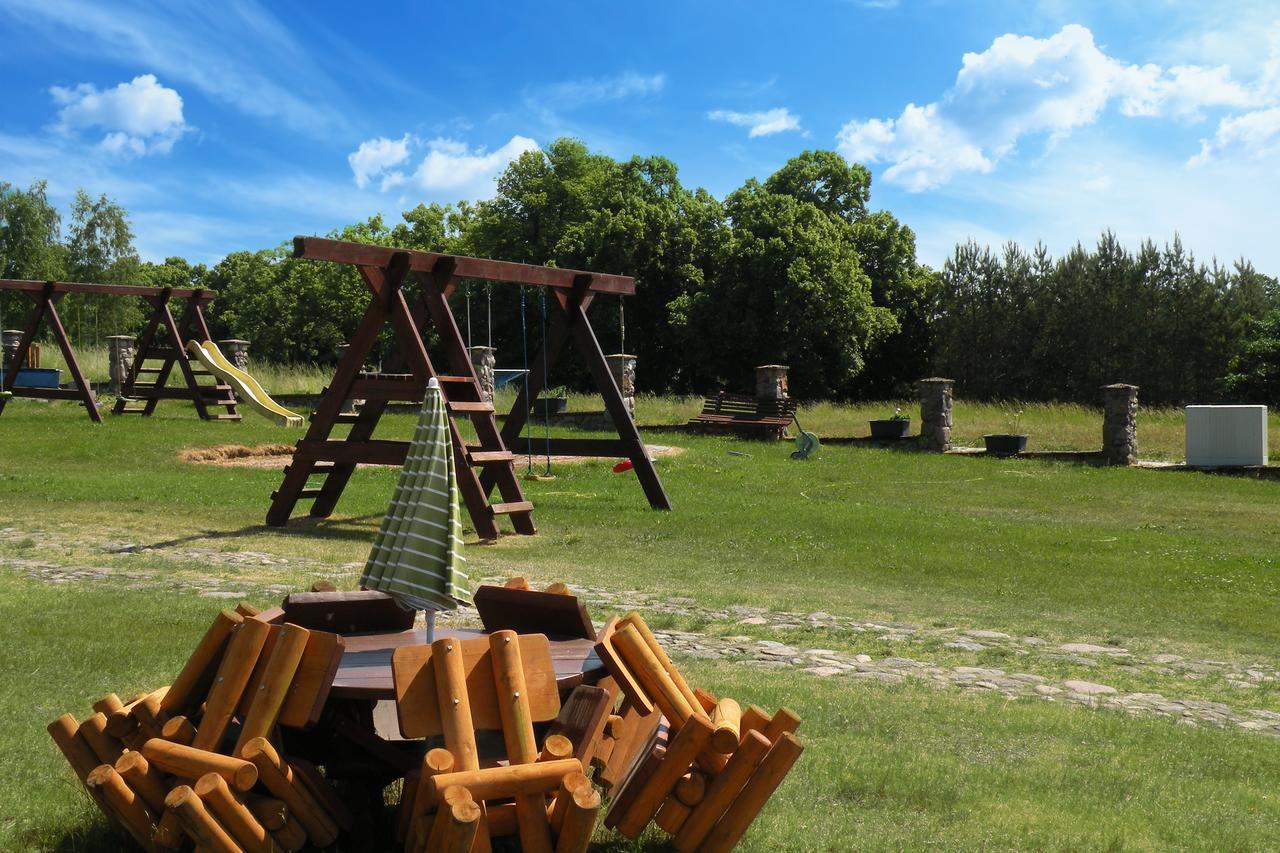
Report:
426,610,435,644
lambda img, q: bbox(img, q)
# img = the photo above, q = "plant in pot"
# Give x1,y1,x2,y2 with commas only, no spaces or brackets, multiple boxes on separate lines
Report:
869,407,912,440
984,408,1028,456
533,386,568,417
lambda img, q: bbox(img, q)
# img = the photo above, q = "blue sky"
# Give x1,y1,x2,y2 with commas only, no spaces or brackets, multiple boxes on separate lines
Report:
3,0,1280,274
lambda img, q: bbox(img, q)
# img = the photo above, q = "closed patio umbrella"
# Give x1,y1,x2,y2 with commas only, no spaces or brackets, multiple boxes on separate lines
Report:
361,378,469,638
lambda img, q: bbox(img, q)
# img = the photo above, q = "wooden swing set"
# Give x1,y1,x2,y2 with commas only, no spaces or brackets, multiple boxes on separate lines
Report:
0,279,238,423
265,237,671,539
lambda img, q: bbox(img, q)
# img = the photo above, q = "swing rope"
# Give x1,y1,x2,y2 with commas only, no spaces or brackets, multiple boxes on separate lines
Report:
464,282,472,349
519,285,533,474
540,289,552,476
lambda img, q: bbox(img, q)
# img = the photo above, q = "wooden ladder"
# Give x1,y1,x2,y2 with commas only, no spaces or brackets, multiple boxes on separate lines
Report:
113,288,240,420
265,253,532,539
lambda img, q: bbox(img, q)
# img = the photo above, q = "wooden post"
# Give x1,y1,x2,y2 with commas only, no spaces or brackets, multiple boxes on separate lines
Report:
241,737,339,847
672,730,771,852
192,618,272,752
404,748,454,850
86,764,158,852
141,739,259,791
699,732,804,853
612,624,696,726
234,622,311,756
79,712,124,765
161,609,244,719
424,759,584,806
554,785,600,853
489,629,553,853
711,698,742,754
164,785,239,853
115,751,168,814
612,715,714,838
438,797,483,853
548,771,592,836
195,772,281,853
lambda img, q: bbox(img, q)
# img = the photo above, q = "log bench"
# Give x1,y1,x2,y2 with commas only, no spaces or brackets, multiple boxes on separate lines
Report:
687,392,798,440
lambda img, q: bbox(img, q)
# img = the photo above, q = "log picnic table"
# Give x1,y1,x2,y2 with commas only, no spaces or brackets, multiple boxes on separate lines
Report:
329,626,606,700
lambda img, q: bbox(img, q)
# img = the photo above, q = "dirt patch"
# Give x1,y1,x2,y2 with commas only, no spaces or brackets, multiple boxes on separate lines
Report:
178,444,295,468
179,443,686,469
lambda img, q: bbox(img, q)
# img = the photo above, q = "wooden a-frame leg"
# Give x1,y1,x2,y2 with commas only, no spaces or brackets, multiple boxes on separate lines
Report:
267,291,390,526
43,292,102,423
561,293,671,511
0,287,51,417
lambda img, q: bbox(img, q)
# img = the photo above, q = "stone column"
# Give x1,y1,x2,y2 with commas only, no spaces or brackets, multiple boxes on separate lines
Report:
469,346,496,403
607,353,637,421
107,335,136,393
1102,383,1138,465
2,330,23,373
917,377,954,452
755,364,790,401
218,339,250,371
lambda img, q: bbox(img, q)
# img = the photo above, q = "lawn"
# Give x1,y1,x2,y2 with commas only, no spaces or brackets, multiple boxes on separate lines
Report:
1,397,1278,850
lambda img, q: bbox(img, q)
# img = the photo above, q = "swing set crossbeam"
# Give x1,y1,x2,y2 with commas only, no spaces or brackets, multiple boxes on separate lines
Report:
265,238,670,539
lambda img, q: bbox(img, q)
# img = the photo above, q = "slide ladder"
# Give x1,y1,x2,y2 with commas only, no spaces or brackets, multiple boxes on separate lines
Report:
185,341,303,427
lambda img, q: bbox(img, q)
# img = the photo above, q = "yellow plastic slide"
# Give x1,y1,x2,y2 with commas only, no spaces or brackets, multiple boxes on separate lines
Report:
186,340,304,427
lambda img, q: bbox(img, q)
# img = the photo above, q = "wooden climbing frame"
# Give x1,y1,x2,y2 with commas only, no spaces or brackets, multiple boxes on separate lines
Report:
0,279,236,423
112,287,239,421
266,237,671,539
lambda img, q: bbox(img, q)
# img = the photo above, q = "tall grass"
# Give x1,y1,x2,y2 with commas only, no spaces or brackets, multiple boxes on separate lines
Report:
23,348,1277,461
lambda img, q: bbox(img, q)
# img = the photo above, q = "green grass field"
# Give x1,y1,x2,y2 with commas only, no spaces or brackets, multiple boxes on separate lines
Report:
1,396,1278,851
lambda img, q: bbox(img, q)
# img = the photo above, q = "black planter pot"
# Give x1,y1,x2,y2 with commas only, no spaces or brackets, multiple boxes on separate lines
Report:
533,397,568,417
984,434,1028,456
869,419,912,440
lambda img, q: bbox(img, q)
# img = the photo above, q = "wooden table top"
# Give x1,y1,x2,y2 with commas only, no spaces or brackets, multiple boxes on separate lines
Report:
330,627,604,699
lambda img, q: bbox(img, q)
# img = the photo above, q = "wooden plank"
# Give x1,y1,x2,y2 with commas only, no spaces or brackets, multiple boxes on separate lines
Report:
594,616,653,714
392,634,559,739
292,237,636,295
545,685,613,764
282,590,416,633
294,439,409,466
473,584,595,640
278,629,344,728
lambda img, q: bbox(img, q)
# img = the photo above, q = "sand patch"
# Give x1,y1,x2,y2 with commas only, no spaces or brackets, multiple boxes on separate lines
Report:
178,444,295,468
179,443,686,469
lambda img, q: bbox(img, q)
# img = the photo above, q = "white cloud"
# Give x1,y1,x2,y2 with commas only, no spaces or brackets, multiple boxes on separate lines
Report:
839,24,1275,190
347,134,541,196
347,135,411,190
1190,106,1280,165
413,136,540,191
50,74,188,156
707,107,802,138
537,72,666,110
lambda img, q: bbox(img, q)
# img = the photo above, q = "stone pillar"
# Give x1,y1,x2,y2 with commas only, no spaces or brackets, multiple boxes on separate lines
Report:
607,353,637,421
469,346,496,403
917,377,954,453
218,339,250,371
107,335,136,393
2,330,23,373
755,364,790,401
1102,383,1138,465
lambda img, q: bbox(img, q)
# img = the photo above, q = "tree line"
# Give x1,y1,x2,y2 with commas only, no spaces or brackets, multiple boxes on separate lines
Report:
3,141,1278,406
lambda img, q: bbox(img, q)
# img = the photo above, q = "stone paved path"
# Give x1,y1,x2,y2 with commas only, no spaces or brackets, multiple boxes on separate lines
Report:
3,526,1278,737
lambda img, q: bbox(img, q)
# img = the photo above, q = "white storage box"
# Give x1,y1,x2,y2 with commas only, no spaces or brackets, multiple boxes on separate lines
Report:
1185,405,1268,466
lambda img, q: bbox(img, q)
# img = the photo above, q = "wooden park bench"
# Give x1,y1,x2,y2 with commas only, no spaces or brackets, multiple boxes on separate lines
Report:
687,392,798,440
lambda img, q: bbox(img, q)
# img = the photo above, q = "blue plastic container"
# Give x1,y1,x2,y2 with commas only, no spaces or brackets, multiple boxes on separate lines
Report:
0,367,62,388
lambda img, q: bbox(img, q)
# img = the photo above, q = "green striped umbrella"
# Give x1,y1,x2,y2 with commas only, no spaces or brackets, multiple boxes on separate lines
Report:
361,378,469,634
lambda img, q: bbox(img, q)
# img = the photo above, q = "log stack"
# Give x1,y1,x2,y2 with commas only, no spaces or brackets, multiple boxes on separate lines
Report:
47,603,347,852
47,583,802,851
